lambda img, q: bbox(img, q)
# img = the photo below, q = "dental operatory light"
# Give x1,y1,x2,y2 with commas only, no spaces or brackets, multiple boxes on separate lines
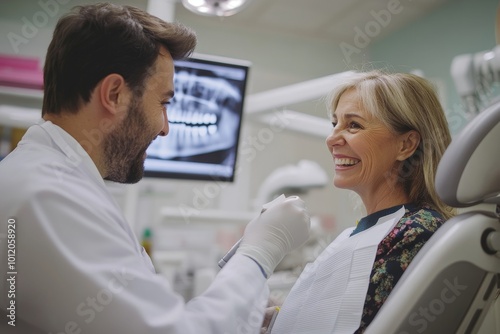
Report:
182,0,251,17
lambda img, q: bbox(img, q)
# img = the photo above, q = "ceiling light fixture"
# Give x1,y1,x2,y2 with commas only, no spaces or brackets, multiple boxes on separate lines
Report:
181,0,251,17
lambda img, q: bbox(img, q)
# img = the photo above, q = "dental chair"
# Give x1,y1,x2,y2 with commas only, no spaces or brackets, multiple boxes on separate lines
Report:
365,98,500,333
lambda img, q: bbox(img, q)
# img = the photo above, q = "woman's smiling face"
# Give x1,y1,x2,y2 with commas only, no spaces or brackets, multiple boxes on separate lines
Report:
325,88,407,200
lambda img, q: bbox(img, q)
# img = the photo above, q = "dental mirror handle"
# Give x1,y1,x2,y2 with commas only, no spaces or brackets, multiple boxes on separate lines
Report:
218,238,242,268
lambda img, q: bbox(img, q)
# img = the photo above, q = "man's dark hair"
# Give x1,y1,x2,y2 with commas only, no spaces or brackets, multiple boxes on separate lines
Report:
42,3,197,115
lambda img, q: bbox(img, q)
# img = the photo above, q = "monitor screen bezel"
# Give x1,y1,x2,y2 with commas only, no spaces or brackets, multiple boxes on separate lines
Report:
143,53,251,183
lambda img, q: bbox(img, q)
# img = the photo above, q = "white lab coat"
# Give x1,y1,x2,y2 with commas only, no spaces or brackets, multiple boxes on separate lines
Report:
0,121,268,334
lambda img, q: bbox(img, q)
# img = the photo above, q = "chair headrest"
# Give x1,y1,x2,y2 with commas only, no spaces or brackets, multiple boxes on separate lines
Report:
436,100,500,207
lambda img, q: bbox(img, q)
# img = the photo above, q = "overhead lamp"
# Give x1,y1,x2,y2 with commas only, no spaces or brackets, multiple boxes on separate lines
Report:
181,0,251,17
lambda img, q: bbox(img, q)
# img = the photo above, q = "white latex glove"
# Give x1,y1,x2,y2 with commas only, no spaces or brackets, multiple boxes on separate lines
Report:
237,195,311,277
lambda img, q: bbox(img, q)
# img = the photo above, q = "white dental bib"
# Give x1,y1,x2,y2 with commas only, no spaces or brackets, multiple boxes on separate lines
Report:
271,206,405,334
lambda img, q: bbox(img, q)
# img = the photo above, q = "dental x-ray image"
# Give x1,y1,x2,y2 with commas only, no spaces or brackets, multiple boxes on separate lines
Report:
144,54,250,182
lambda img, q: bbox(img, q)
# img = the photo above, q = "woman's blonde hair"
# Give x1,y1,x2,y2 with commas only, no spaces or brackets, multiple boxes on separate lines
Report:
326,70,456,220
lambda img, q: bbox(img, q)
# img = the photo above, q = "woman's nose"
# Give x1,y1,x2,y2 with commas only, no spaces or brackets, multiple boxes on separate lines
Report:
326,127,345,148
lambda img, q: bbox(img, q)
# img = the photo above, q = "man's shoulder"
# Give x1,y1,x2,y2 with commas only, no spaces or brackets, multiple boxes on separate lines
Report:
1,135,90,180
0,141,105,212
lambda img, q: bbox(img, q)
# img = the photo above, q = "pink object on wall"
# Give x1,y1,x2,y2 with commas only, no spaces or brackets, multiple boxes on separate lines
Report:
0,54,43,90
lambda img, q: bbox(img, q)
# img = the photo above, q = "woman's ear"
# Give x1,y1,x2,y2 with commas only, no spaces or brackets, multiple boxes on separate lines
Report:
99,73,130,115
397,130,421,161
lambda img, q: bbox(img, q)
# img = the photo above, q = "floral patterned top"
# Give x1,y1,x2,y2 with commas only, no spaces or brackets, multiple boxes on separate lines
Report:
352,203,445,333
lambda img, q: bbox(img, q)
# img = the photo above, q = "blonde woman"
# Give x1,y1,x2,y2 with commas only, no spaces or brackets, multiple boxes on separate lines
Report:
267,71,456,334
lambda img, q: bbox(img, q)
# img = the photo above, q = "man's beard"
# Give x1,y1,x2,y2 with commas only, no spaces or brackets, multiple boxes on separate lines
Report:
103,99,154,184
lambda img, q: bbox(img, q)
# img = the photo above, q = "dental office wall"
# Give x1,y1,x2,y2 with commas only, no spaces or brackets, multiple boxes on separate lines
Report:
369,0,498,136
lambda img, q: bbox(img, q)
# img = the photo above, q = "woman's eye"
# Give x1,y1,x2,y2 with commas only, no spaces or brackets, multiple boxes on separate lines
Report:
349,122,361,129
331,121,337,128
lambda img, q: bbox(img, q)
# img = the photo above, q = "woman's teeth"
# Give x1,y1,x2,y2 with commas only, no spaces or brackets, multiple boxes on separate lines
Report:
335,158,360,166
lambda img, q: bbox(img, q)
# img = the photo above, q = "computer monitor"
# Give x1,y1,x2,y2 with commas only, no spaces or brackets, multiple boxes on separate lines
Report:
144,54,250,182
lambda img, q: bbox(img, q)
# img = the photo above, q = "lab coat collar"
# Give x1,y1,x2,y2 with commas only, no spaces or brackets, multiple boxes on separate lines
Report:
36,120,105,188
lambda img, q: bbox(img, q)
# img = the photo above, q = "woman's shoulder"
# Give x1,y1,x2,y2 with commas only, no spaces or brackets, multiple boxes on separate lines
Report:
401,204,445,232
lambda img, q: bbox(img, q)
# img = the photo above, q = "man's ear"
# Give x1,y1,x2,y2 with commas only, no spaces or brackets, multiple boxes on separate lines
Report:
98,74,130,115
397,130,421,161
